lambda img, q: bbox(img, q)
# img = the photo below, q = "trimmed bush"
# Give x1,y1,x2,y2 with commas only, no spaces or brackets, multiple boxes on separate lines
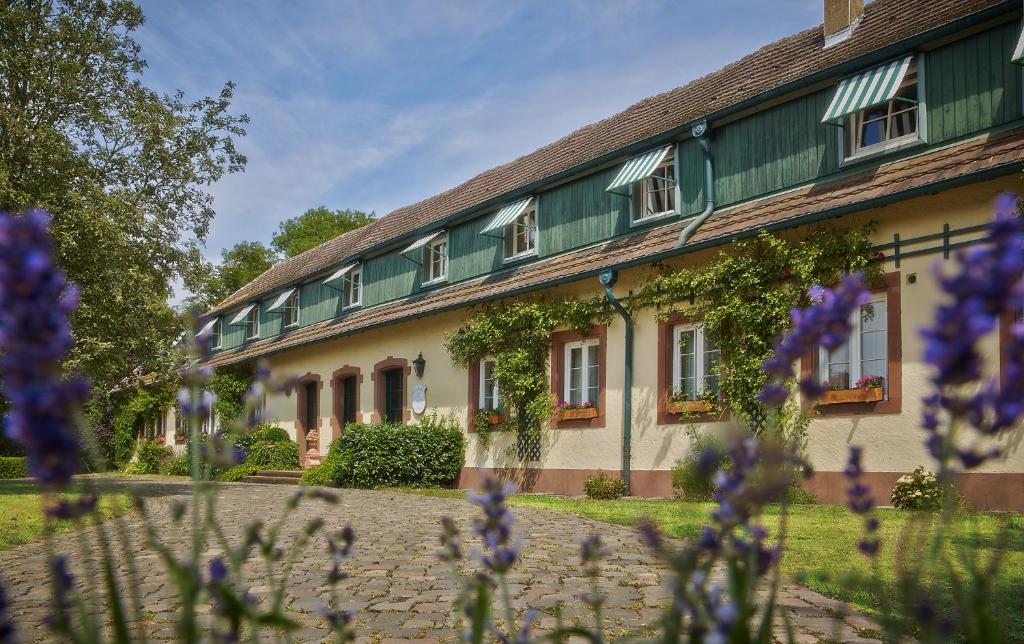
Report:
159,454,191,477
124,440,173,475
787,485,818,505
0,456,27,479
331,418,465,488
584,471,627,500
299,461,336,487
229,424,290,455
247,440,300,470
219,463,260,482
672,431,729,502
891,466,952,511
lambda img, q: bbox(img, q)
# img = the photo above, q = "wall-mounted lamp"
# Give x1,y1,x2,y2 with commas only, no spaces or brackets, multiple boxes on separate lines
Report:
413,352,426,378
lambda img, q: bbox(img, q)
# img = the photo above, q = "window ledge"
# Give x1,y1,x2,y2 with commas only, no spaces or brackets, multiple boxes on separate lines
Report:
284,323,299,330
502,250,537,265
342,303,362,311
843,136,923,166
630,211,677,228
421,277,448,287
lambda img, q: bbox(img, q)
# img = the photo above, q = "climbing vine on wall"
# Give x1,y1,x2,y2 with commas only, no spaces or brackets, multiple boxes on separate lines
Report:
209,369,253,427
445,296,614,442
629,222,883,427
112,385,175,467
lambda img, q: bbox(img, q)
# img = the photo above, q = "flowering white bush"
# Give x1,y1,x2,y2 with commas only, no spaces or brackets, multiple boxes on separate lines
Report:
890,466,946,511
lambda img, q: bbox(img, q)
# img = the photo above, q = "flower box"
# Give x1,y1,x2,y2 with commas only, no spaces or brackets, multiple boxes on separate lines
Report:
486,413,505,426
174,433,187,445
667,400,713,414
818,387,884,405
555,407,599,421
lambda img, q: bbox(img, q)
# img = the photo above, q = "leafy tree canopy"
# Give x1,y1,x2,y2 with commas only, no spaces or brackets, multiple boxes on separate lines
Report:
0,0,248,392
271,206,374,258
191,241,277,309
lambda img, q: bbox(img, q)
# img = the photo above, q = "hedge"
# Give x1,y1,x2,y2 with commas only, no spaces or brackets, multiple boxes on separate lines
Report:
331,419,465,488
123,440,173,475
159,454,191,477
219,462,260,482
246,440,300,470
0,457,27,479
229,424,290,455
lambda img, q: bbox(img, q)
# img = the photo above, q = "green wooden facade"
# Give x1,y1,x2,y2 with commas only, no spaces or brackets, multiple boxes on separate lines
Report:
211,16,1024,352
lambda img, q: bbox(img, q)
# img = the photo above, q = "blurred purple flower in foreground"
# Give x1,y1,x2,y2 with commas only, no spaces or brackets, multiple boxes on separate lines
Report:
0,210,89,487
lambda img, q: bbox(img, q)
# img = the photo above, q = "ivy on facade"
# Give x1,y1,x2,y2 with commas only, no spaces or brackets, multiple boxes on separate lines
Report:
111,385,175,467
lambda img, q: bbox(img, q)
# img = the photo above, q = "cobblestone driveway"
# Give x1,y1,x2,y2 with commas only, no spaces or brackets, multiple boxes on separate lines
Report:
0,480,882,642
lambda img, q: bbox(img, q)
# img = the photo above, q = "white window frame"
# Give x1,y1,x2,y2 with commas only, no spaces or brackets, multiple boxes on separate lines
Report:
283,290,300,328
503,205,537,261
423,235,448,284
818,295,888,392
344,265,362,309
478,358,502,412
671,323,720,400
246,305,260,340
563,338,600,405
632,150,677,224
211,318,222,349
844,58,922,160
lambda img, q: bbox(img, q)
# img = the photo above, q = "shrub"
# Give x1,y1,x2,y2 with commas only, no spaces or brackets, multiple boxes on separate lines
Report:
0,456,27,479
229,424,290,455
332,417,465,488
672,431,729,501
299,461,336,486
160,454,191,477
219,463,260,482
584,471,628,500
246,440,300,470
125,440,173,475
891,466,951,511
787,485,818,505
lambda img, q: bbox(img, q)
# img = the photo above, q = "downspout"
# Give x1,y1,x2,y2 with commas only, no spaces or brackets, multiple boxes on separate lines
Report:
599,269,633,494
675,120,715,248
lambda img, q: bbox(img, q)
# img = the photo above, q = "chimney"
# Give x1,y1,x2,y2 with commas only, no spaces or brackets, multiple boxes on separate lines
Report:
824,0,865,47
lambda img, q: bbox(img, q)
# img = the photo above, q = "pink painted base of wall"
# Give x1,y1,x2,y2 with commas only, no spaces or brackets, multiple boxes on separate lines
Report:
458,467,1024,511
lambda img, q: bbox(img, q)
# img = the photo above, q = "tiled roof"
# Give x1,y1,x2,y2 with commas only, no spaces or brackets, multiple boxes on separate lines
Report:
204,127,1024,368
207,0,1007,315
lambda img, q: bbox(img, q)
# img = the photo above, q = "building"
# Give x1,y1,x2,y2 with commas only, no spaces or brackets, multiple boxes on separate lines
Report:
189,0,1024,509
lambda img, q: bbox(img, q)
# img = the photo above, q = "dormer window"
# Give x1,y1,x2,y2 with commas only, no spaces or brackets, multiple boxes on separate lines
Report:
345,265,362,308
504,204,536,260
822,55,921,159
605,145,677,224
424,234,448,284
283,290,299,327
210,318,222,348
246,305,260,339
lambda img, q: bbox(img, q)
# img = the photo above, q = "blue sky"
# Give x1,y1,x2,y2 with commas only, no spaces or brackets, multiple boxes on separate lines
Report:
135,0,827,284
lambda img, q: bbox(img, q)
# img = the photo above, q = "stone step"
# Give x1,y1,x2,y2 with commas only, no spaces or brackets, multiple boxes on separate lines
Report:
241,475,301,485
255,470,302,479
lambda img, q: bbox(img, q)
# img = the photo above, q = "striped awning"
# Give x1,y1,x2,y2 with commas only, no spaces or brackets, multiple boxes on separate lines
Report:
401,230,444,256
821,55,913,123
323,263,357,285
197,318,218,336
606,145,673,193
1013,25,1024,63
229,303,256,325
266,287,296,312
481,197,534,234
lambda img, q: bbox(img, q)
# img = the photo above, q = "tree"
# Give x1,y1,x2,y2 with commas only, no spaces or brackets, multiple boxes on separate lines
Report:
0,0,248,393
271,206,374,257
192,241,277,309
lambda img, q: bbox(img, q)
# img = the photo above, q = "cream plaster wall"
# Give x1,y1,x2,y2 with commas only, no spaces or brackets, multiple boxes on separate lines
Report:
254,174,1024,479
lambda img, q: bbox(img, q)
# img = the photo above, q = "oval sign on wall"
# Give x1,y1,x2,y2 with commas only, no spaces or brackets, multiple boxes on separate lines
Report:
411,384,427,415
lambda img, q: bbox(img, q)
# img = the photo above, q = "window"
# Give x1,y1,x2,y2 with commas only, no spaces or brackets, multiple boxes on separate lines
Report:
633,151,676,222
304,381,318,432
345,265,362,308
283,290,300,327
672,324,720,400
846,60,919,157
564,339,600,405
246,305,260,340
818,296,887,392
211,318,222,349
383,368,404,423
424,235,448,283
479,359,503,412
504,206,537,260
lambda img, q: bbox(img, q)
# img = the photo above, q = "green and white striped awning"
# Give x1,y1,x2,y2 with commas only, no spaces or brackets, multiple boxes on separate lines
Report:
606,145,673,193
266,287,296,312
821,55,913,123
323,263,357,285
401,230,444,256
229,303,256,325
198,318,218,336
1013,24,1024,63
481,197,534,235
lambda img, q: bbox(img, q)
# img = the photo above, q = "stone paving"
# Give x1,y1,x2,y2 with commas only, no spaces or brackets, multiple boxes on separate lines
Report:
0,480,884,642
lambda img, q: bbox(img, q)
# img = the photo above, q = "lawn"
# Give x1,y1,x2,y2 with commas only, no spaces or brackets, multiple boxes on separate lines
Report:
0,480,134,551
396,488,1024,640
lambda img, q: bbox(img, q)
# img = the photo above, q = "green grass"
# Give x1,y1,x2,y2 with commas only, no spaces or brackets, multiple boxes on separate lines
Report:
0,480,134,551
394,489,1024,640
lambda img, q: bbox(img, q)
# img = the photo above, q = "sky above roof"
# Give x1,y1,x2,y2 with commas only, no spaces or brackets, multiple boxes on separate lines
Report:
135,0,830,295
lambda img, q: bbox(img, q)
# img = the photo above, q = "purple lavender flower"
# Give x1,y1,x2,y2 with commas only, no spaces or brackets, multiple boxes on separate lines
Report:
44,493,97,520
47,556,74,632
844,446,880,556
468,477,520,574
759,273,870,405
0,581,15,643
326,525,356,584
437,516,463,563
0,210,90,487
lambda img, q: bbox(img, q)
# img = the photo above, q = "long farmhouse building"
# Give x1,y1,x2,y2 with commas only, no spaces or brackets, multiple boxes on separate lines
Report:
160,0,1024,508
